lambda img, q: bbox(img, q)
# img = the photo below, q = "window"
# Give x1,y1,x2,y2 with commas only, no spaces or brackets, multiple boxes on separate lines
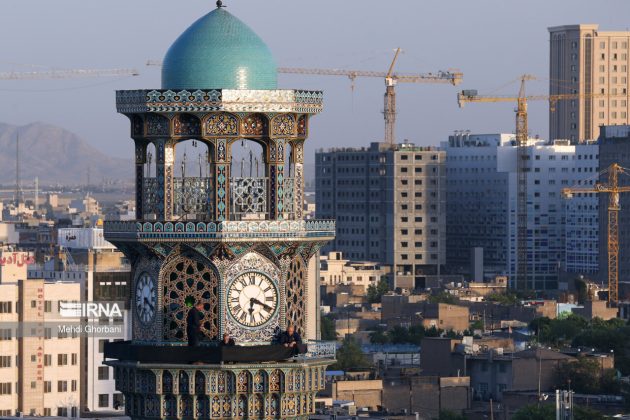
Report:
30,381,36,389
71,380,77,392
0,329,12,341
98,366,110,380
400,167,408,173
44,301,52,313
44,381,51,393
415,167,422,173
0,302,11,313
44,409,51,416
30,355,36,362
0,383,11,395
57,381,68,392
44,354,51,366
31,300,36,308
0,356,10,368
58,354,68,366
99,339,108,353
98,394,109,408
71,353,77,365
114,393,124,408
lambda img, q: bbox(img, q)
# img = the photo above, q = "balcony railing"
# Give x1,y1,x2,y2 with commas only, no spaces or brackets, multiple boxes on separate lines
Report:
142,176,296,221
301,340,337,360
104,219,336,242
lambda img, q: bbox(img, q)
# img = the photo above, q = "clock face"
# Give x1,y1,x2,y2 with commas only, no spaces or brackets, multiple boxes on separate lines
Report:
228,272,278,327
135,272,156,324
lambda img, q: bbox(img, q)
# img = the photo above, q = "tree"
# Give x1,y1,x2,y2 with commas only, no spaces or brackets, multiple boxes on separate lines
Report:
367,278,390,303
555,357,616,395
511,404,554,420
574,406,607,420
369,327,390,345
333,337,369,370
436,410,466,420
320,314,337,341
428,291,458,304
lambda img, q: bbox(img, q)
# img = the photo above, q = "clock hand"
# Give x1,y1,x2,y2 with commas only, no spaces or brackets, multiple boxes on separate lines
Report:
250,297,273,312
144,298,154,311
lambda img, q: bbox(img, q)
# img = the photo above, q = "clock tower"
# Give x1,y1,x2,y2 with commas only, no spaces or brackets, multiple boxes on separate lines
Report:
103,4,335,419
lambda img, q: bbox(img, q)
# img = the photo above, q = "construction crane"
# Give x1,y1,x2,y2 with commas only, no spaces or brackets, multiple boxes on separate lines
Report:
0,68,139,80
457,75,534,291
457,76,625,291
563,163,630,306
147,50,463,145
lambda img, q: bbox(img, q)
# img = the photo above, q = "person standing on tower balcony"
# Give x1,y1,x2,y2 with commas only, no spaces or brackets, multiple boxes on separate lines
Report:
186,300,204,346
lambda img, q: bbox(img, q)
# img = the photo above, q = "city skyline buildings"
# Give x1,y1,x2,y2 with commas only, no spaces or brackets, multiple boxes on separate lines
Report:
0,1,628,168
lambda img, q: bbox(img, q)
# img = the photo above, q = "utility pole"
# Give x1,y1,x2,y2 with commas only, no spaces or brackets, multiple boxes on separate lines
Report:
14,130,23,205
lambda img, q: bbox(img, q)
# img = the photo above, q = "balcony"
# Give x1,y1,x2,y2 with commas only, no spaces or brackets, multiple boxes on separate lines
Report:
142,176,296,221
104,219,336,243
104,339,336,365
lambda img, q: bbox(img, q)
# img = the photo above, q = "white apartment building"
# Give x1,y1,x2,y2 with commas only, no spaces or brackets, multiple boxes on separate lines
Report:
319,251,390,289
445,133,599,290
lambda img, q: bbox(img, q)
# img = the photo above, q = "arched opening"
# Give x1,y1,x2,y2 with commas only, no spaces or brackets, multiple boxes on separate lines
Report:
229,139,266,220
178,370,189,394
162,252,219,342
162,370,173,393
195,370,206,394
286,256,306,337
173,138,212,219
142,142,158,218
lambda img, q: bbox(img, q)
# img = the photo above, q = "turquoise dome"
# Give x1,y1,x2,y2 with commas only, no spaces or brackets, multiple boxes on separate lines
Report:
162,8,277,90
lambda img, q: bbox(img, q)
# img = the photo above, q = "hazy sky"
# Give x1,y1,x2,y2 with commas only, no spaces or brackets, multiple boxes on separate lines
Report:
1,0,629,164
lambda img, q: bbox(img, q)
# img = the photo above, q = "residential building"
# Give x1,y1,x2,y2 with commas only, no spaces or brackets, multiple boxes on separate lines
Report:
0,278,81,416
421,338,575,402
444,133,599,290
28,235,131,414
319,251,389,288
598,125,630,298
549,25,630,142
381,295,470,332
316,142,446,289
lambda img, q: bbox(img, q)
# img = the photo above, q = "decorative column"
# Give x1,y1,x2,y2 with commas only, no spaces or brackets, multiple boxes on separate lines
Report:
208,139,231,221
134,140,147,220
155,138,176,220
289,139,305,220
266,138,286,220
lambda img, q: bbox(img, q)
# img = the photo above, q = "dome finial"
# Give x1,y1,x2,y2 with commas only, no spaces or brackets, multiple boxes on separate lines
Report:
216,0,225,8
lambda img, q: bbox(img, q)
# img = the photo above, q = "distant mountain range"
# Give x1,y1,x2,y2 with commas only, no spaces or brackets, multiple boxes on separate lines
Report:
0,122,133,185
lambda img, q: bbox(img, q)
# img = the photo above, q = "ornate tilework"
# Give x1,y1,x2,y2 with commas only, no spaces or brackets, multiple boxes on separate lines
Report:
161,252,219,341
179,370,189,394
206,113,238,136
163,370,173,393
116,89,323,114
271,114,296,136
173,113,201,137
146,114,170,136
269,369,282,392
297,114,307,137
242,113,267,136
132,115,144,137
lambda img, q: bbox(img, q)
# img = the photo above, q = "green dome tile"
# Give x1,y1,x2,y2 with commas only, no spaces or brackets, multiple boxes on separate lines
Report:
162,8,277,90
